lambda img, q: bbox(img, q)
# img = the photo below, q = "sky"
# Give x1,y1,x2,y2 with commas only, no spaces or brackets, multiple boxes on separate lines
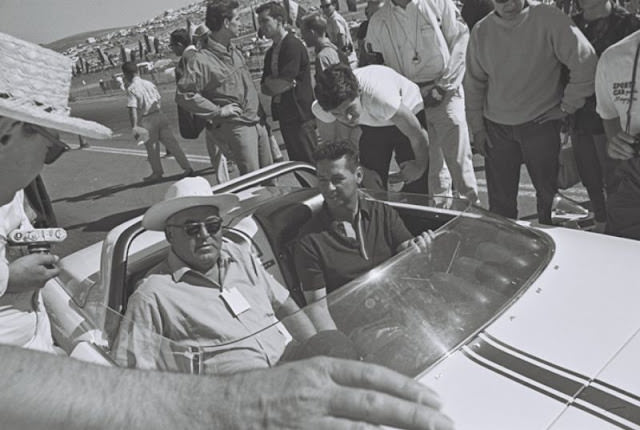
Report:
0,0,198,44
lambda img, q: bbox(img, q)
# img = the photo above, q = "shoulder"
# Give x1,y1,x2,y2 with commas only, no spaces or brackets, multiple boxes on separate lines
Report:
131,273,174,303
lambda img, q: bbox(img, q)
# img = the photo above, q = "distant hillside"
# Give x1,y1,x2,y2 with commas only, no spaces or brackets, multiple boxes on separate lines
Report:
45,27,127,52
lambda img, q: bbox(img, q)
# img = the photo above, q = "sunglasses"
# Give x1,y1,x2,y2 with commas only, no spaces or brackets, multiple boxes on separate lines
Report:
23,123,71,164
320,3,332,8
167,218,223,237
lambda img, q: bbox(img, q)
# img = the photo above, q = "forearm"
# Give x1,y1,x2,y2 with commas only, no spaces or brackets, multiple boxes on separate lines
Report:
276,297,317,341
128,108,138,128
175,91,224,120
261,77,294,97
0,345,230,430
304,290,338,332
557,24,597,113
437,22,469,91
602,117,623,141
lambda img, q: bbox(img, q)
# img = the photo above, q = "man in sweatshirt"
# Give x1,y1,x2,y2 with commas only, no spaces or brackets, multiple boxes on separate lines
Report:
464,0,597,224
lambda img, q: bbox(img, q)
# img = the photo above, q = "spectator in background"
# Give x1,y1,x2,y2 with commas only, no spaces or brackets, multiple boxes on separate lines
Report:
595,29,640,239
170,28,230,183
356,0,384,67
320,0,358,68
570,0,640,232
122,61,194,182
460,0,493,30
464,0,597,224
259,2,318,163
301,13,361,147
176,0,273,176
366,0,478,205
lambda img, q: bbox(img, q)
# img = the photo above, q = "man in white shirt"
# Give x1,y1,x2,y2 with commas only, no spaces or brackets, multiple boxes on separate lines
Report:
595,29,640,239
366,0,478,202
320,0,358,68
313,64,429,191
122,61,194,182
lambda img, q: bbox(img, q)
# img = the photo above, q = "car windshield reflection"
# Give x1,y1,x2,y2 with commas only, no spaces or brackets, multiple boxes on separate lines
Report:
104,201,553,376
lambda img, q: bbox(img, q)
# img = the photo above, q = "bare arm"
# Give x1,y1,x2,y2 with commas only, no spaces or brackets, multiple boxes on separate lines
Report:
303,288,338,332
602,117,637,160
275,296,317,342
128,107,138,128
390,104,429,182
0,346,453,429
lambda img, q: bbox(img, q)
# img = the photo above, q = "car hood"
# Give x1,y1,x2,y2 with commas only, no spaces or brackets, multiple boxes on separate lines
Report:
418,227,640,430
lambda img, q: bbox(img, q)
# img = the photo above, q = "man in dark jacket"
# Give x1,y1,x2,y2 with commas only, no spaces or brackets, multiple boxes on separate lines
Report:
259,1,318,162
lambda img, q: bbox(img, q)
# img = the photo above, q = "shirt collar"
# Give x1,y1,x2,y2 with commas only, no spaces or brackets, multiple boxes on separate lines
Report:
207,36,235,55
166,246,235,284
321,193,373,223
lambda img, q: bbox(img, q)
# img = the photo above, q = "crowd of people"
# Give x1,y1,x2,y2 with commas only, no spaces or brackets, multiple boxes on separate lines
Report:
3,0,640,426
118,0,640,241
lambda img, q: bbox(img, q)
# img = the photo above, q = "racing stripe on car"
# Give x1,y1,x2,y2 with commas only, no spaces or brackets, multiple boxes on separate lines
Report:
462,333,640,429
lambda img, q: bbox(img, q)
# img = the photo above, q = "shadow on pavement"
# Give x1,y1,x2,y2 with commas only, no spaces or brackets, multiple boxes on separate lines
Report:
52,167,216,203
64,207,149,232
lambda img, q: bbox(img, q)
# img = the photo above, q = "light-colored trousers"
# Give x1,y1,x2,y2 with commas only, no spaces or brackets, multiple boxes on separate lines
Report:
140,111,192,175
425,87,478,201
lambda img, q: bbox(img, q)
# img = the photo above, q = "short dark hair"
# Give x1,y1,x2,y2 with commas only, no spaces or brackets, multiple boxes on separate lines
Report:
312,140,360,171
256,1,287,22
301,12,327,34
314,63,359,111
206,0,240,32
170,28,191,47
121,61,138,77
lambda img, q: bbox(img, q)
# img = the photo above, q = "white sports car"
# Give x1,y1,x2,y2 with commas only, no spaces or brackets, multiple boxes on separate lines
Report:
43,162,640,430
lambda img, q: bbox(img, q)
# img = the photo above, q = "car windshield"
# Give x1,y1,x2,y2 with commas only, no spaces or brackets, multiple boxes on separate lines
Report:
107,199,553,376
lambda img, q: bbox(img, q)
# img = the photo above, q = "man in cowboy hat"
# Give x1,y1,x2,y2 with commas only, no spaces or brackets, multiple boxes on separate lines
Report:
0,32,452,430
115,176,361,373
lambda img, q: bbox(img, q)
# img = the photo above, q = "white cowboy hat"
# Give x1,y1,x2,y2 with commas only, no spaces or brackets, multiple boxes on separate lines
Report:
143,176,239,231
0,32,112,139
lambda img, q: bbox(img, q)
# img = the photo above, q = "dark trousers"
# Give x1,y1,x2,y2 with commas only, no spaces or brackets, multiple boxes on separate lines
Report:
358,110,428,194
607,160,640,240
280,119,318,163
572,131,612,222
485,119,561,225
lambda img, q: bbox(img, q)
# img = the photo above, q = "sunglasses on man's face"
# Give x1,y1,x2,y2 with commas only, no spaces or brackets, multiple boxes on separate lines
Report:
23,123,71,165
167,218,223,237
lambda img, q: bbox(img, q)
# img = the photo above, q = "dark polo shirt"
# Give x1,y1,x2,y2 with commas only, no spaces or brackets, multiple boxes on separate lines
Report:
294,197,412,294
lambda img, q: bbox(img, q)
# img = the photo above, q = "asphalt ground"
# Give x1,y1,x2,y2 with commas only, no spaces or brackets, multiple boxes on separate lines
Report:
42,84,590,257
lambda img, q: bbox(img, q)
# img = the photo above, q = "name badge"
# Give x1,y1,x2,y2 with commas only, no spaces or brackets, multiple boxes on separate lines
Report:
220,287,251,317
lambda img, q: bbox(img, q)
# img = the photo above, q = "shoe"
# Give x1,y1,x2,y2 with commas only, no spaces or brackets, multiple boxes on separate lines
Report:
163,152,174,158
183,168,195,177
143,173,163,182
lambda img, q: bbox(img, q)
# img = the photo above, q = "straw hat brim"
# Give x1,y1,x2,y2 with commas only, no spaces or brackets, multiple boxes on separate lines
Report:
0,99,112,139
143,194,240,231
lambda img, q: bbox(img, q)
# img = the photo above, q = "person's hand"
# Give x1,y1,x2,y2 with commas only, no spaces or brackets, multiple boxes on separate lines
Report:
421,86,447,109
398,159,427,184
225,357,454,429
398,230,435,254
220,104,242,118
7,253,60,293
607,130,638,160
534,105,568,124
472,130,491,157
